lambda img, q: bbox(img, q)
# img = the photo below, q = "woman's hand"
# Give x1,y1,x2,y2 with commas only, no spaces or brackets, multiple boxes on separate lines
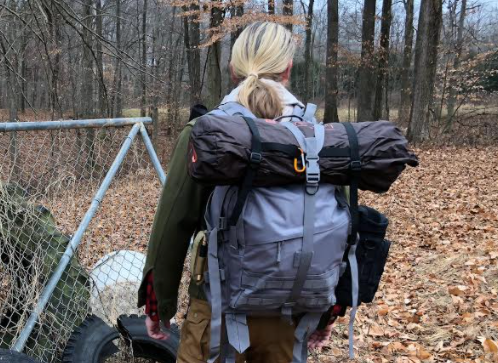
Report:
145,316,170,340
307,322,334,350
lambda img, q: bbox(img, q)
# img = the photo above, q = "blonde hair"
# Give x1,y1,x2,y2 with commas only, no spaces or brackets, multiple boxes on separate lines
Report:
230,22,296,119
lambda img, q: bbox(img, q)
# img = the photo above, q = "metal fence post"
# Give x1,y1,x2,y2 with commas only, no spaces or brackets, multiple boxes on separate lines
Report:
139,123,166,186
12,123,142,352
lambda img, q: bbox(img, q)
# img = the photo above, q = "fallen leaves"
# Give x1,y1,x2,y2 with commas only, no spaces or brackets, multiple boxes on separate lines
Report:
309,146,498,362
480,337,498,354
449,285,468,296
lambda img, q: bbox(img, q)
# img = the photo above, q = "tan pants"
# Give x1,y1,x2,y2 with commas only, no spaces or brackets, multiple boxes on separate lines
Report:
177,299,296,363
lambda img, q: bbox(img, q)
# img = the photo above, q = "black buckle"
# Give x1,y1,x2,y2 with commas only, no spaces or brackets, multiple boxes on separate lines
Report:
250,152,262,165
218,217,227,231
350,160,362,172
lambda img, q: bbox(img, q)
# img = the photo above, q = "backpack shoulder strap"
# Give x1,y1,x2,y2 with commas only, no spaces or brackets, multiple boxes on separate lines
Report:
302,103,318,124
216,102,257,118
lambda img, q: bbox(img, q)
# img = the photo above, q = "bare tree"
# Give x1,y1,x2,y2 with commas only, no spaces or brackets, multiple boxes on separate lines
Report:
183,2,202,105
268,0,275,14
324,0,339,123
445,0,467,130
207,0,224,109
96,0,108,117
407,0,443,143
303,0,315,104
357,0,376,122
373,0,392,120
80,0,95,172
0,7,20,178
399,0,415,124
228,3,244,91
140,0,148,117
283,0,294,32
111,0,123,117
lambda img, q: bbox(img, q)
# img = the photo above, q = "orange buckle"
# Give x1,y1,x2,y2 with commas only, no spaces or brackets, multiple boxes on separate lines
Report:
294,148,306,173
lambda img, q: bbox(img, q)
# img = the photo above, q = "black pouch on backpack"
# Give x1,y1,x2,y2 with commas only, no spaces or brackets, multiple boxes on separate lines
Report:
335,205,391,307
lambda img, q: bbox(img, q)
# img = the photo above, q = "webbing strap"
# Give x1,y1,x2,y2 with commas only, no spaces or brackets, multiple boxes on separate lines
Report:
284,124,324,317
292,104,305,119
236,295,331,307
242,273,338,290
285,189,315,313
304,124,324,194
347,242,359,359
207,228,222,363
228,117,262,226
343,122,360,245
292,313,322,363
282,121,306,151
261,142,351,158
224,346,237,363
302,103,318,124
342,122,360,358
218,101,256,118
226,313,250,354
320,147,350,157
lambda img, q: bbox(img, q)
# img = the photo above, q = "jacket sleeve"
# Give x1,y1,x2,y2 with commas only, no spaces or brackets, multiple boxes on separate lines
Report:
137,123,210,322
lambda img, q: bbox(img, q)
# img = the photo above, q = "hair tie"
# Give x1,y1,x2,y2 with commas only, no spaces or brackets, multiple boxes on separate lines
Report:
248,73,259,80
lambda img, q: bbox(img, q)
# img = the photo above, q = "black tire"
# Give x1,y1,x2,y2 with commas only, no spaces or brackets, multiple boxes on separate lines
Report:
62,315,179,363
117,315,179,362
0,349,42,363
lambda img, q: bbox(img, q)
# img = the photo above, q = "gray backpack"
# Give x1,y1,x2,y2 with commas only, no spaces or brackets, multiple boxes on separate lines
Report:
203,102,359,363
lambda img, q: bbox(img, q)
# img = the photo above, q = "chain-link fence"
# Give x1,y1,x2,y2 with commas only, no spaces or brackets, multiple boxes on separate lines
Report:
0,118,165,362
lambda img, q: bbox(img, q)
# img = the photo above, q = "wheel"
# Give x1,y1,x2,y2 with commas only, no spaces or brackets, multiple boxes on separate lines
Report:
0,349,42,363
117,315,179,362
62,315,179,363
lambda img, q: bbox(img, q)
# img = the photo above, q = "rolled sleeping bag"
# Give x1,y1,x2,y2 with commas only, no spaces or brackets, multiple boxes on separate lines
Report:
188,114,419,193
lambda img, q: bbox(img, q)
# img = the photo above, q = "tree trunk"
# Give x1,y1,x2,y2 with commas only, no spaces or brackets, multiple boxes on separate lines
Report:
230,4,244,52
2,38,20,179
96,0,108,117
399,0,414,124
303,0,315,104
19,27,28,114
80,0,95,174
324,0,339,124
112,0,123,117
140,0,148,117
164,8,177,133
357,0,376,122
283,0,294,32
407,0,443,143
373,0,392,120
445,0,467,131
183,2,202,105
174,41,186,128
268,0,275,14
227,4,244,91
150,5,160,146
207,0,223,110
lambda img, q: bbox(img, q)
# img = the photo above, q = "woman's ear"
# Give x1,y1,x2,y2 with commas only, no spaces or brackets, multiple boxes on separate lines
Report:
281,60,293,85
229,64,240,85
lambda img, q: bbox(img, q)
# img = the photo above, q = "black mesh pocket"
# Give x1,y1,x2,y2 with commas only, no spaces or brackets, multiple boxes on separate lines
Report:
335,206,391,307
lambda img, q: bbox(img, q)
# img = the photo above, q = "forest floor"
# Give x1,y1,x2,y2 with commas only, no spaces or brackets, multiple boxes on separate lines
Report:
306,146,498,363
2,109,498,362
73,145,498,363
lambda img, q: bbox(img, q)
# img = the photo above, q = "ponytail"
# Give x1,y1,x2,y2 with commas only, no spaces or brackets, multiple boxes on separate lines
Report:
230,22,296,119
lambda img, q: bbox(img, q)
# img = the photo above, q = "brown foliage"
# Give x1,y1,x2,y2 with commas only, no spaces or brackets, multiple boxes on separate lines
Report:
307,146,498,362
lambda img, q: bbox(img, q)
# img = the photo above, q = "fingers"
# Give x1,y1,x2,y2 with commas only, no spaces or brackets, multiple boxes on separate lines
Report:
145,316,170,341
149,331,170,341
307,328,332,350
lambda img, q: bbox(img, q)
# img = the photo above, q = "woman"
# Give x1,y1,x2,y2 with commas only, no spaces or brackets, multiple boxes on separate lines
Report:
138,22,335,363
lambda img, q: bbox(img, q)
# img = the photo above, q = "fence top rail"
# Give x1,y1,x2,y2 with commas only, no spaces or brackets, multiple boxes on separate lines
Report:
0,117,153,132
